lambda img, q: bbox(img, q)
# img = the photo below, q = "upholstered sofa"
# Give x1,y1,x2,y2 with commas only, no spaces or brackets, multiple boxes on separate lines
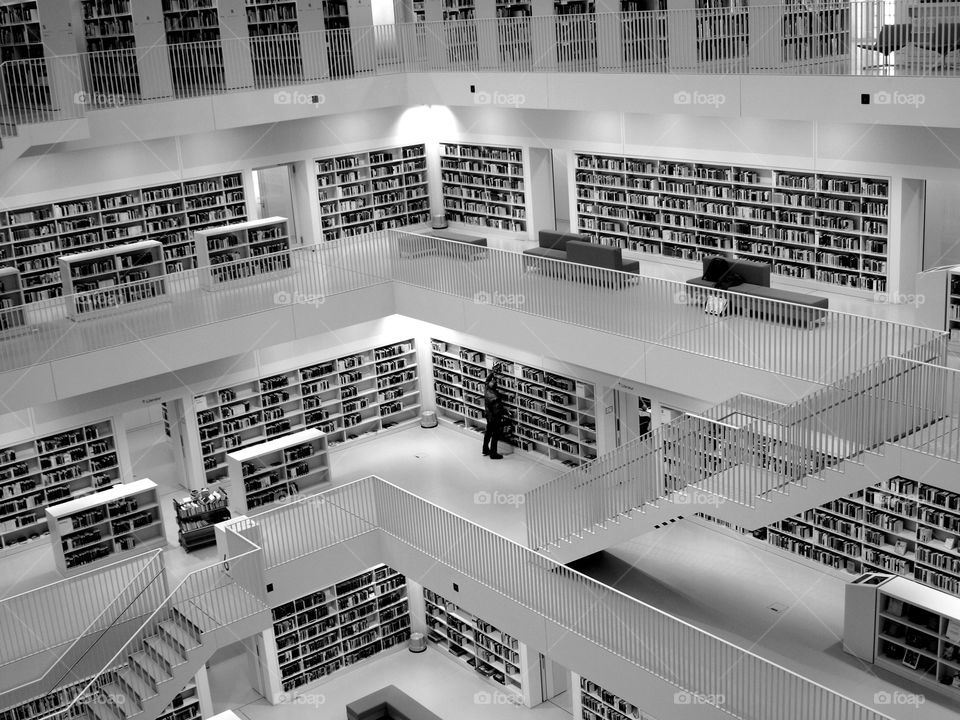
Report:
522,230,586,261
686,255,829,327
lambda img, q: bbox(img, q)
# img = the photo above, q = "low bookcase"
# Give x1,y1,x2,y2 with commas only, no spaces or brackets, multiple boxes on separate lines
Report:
225,428,330,513
195,217,292,290
46,478,165,575
173,486,230,552
59,239,167,319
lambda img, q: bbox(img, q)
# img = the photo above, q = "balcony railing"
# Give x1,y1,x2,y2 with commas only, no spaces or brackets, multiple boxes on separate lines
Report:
0,233,945,389
0,2,958,128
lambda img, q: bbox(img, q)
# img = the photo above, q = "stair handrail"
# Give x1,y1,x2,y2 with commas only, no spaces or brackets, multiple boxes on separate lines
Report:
39,546,267,720
0,551,165,715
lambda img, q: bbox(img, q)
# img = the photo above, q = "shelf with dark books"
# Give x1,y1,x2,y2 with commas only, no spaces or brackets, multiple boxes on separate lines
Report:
81,0,141,96
574,152,889,294
246,0,303,83
194,217,292,290
440,142,528,233
173,485,229,552
193,340,420,485
162,0,224,91
430,338,596,467
265,564,410,695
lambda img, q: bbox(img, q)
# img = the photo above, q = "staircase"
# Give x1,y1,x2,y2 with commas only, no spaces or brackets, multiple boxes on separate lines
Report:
526,357,955,564
80,585,269,720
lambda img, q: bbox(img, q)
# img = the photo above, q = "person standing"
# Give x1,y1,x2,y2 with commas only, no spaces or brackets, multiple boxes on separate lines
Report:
482,365,505,459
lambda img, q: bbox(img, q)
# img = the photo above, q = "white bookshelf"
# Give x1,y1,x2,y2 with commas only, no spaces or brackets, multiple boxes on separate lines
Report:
315,144,429,242
226,428,330,513
430,338,597,467
423,587,540,707
261,564,411,699
193,339,421,486
59,239,167,319
194,216,292,290
575,674,653,720
46,478,165,575
0,418,120,557
0,266,27,334
572,152,890,294
440,142,528,234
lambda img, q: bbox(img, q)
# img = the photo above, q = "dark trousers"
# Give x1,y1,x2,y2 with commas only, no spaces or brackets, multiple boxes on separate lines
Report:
482,416,501,454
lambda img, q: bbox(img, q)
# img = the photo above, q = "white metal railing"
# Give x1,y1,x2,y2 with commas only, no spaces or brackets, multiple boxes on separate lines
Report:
246,476,897,720
41,530,268,720
0,232,945,389
524,354,956,550
1,2,958,129
0,551,162,669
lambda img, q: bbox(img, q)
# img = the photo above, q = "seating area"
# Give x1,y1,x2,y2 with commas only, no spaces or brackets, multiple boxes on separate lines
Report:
687,256,830,328
347,685,442,720
523,231,640,286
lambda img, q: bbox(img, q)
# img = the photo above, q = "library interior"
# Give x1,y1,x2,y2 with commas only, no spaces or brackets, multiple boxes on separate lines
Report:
3,2,960,720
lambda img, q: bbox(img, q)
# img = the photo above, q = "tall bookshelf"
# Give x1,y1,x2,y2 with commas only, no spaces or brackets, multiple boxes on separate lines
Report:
757,476,960,597
46,478,165,575
949,271,960,335
81,0,140,96
781,0,849,65
315,144,429,242
262,564,410,697
226,428,330,512
622,0,668,71
0,2,46,108
163,0,224,90
193,339,421,485
246,0,302,83
695,0,748,66
440,143,528,233
0,172,245,301
424,587,539,705
430,338,597,467
323,0,352,76
573,152,890,294
496,1,531,65
554,0,596,66
0,419,121,557
443,0,478,65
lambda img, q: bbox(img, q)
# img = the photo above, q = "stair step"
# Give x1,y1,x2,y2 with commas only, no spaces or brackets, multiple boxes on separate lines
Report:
171,603,211,636
145,635,184,672
159,619,200,655
85,698,123,720
117,667,154,704
128,650,170,687
99,682,138,719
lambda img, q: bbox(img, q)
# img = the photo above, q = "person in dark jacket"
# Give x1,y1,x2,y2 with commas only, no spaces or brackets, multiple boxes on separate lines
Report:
482,365,505,459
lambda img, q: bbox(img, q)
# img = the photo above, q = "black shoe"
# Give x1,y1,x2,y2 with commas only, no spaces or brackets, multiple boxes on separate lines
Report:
489,453,503,460
482,449,490,456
